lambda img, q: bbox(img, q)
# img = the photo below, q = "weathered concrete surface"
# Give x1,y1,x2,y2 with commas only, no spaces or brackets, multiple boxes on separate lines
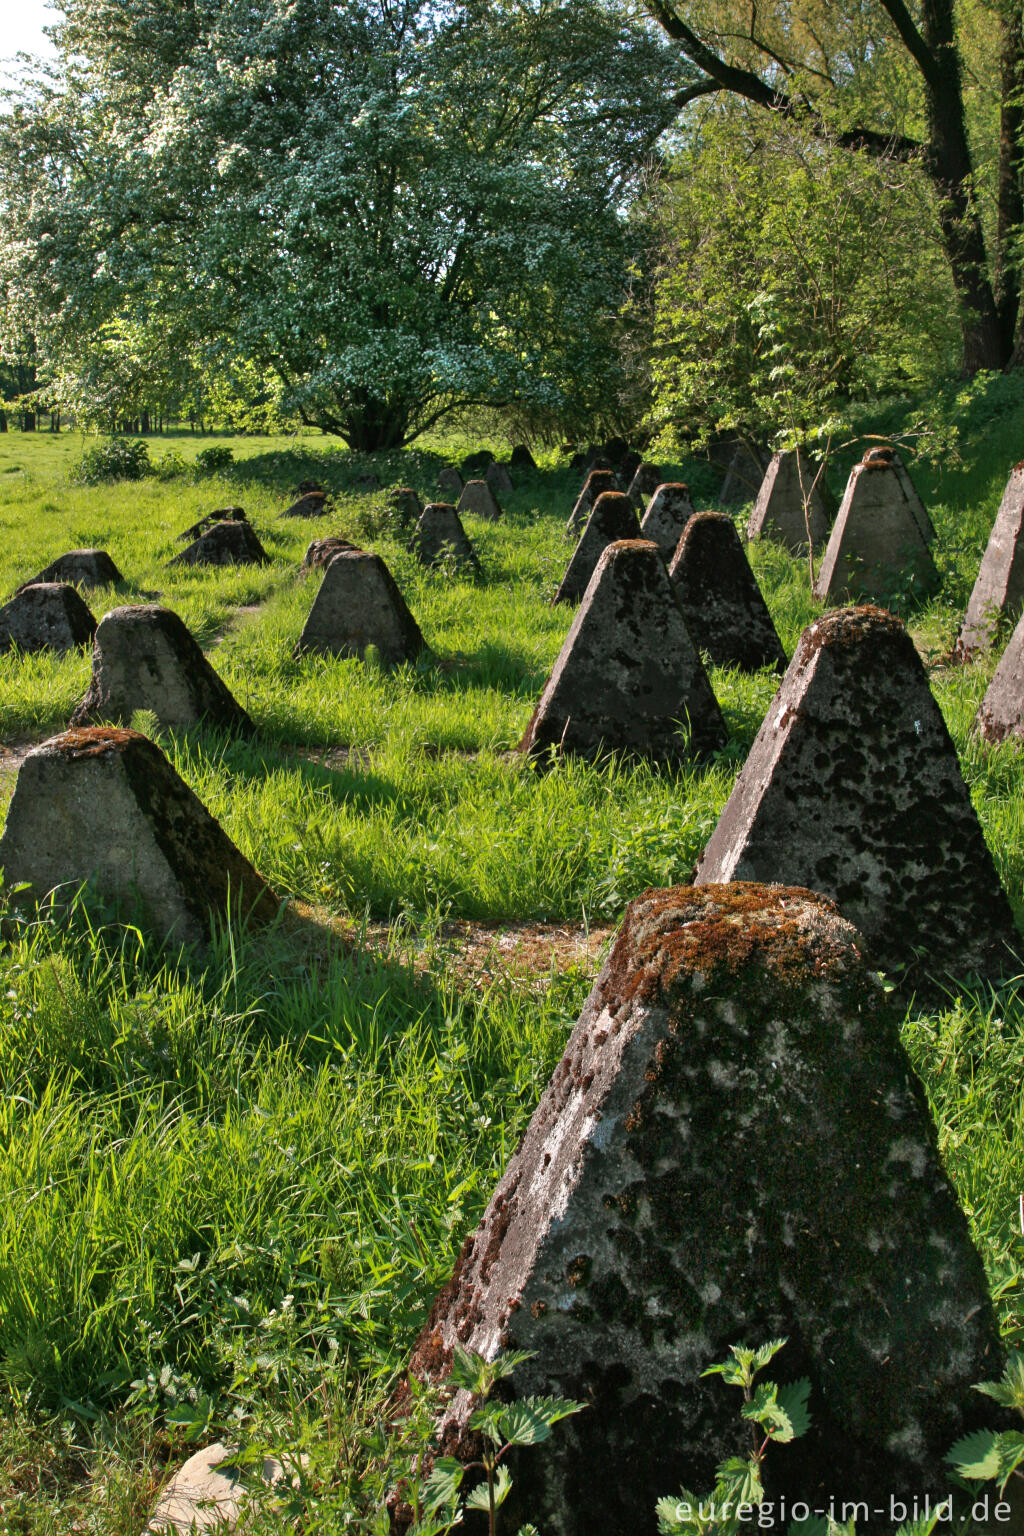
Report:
294,550,424,664
696,606,1019,988
747,450,830,553
957,462,1024,658
457,479,502,521
0,583,96,655
411,504,479,571
280,490,328,519
566,470,619,537
18,549,124,593
299,536,361,575
0,727,277,947
619,449,643,484
437,466,464,498
975,607,1024,745
718,444,768,504
812,461,939,604
625,461,662,512
510,444,538,472
863,446,935,544
669,512,786,673
554,493,642,605
638,483,696,560
70,605,254,734
169,521,270,569
461,449,494,477
146,1440,302,1533
177,506,247,543
385,487,424,528
486,460,513,496
523,539,725,762
405,883,1001,1536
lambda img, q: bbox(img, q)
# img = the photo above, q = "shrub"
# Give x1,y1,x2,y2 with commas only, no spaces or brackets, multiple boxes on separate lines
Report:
72,437,151,484
152,449,190,481
194,445,235,476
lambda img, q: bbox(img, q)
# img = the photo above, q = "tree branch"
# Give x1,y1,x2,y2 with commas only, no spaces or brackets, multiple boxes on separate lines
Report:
875,0,939,88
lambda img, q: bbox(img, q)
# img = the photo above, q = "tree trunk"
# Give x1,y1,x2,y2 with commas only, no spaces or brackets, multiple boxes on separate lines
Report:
919,0,1006,371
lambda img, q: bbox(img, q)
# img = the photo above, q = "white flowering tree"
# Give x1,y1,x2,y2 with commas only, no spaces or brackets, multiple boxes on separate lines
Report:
0,0,680,447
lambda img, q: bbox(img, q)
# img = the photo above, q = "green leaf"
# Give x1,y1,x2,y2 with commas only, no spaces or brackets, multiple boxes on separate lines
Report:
975,1352,1024,1413
449,1345,490,1395
656,1493,701,1535
465,1464,511,1513
715,1454,763,1508
945,1426,1024,1489
751,1338,788,1374
421,1457,464,1518
468,1400,505,1447
774,1379,812,1442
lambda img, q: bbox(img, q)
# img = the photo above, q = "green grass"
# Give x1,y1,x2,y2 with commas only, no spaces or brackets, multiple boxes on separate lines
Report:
3,415,1024,1530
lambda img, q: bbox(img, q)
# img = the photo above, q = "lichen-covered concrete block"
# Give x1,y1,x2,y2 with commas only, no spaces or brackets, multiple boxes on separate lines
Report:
510,444,538,472
385,488,424,529
294,550,424,664
457,479,501,521
639,482,696,559
407,884,1000,1536
696,606,1018,988
411,504,479,572
957,463,1024,659
70,605,254,734
17,548,123,593
177,506,247,543
461,449,494,477
975,606,1024,745
669,512,786,673
566,470,618,537
486,460,513,496
437,466,464,498
718,444,767,503
0,728,277,946
813,461,939,604
299,536,361,575
0,583,96,654
625,462,662,512
168,521,270,569
747,450,830,553
280,491,328,519
863,446,935,543
554,492,642,604
522,539,725,762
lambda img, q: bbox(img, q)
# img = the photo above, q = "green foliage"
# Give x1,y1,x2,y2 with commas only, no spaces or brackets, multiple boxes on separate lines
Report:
648,111,958,455
0,1,681,449
947,1352,1024,1494
194,444,235,477
656,1340,810,1536
72,436,152,485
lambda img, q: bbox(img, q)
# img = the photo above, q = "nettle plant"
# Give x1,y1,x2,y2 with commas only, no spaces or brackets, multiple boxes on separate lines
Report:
947,1350,1024,1498
399,1346,583,1536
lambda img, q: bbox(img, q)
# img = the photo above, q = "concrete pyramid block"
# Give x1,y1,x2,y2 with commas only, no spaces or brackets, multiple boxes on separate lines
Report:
0,727,277,947
0,583,96,655
461,449,494,476
456,479,501,521
974,606,1024,745
177,506,247,543
437,466,464,498
486,460,513,496
294,549,424,664
407,883,1000,1535
385,487,424,529
566,469,619,537
554,493,642,604
718,444,768,503
70,605,254,735
280,490,328,519
669,512,786,673
812,461,939,604
696,605,1018,987
299,536,361,575
957,462,1024,659
523,538,726,761
638,482,696,559
625,461,662,511
747,449,830,553
411,504,479,571
509,444,538,472
863,445,935,543
18,549,123,593
619,448,642,484
169,521,270,569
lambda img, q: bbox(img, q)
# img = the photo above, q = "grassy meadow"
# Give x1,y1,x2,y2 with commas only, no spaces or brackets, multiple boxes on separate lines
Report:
2,412,1024,1531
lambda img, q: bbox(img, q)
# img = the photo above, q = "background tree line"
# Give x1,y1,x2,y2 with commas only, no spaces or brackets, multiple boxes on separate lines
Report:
0,0,1021,456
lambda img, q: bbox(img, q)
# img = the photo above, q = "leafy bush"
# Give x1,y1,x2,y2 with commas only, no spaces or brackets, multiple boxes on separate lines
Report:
152,448,190,481
72,437,151,484
194,445,235,476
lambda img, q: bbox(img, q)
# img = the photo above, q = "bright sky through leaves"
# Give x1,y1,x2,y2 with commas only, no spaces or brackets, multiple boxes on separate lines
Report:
1,0,58,68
